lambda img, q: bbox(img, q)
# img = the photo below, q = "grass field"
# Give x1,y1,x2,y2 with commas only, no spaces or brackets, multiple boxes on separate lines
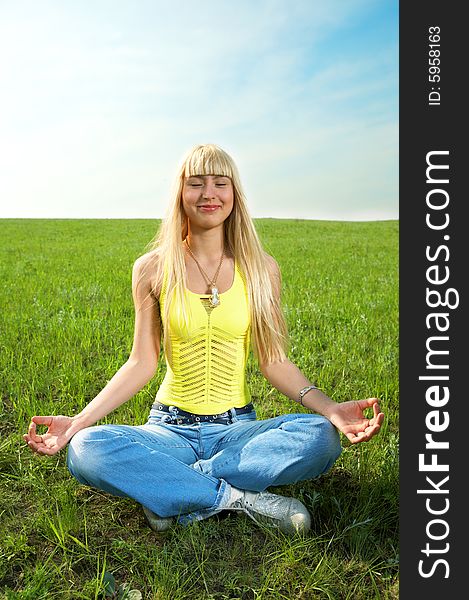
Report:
0,218,399,599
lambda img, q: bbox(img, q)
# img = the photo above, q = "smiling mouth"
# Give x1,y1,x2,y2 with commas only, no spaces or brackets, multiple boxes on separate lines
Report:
198,205,221,211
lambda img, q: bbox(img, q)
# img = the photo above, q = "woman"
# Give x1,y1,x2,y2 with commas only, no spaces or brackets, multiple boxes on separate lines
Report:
24,144,384,535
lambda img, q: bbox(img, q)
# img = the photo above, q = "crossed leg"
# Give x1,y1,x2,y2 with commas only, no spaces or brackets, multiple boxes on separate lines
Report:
66,414,342,524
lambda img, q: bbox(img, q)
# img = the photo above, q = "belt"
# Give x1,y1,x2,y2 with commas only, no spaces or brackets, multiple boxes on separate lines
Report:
151,402,254,425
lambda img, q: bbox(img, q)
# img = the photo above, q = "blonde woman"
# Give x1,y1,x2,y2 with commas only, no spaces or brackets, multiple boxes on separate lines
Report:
24,144,384,535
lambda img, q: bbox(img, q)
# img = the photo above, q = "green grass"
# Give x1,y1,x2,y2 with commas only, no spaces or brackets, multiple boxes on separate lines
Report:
0,219,399,599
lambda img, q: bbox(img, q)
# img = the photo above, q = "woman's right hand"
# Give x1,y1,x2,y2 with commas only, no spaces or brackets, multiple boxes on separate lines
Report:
23,415,79,456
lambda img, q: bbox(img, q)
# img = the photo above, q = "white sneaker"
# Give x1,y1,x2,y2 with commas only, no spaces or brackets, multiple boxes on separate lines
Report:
227,490,311,535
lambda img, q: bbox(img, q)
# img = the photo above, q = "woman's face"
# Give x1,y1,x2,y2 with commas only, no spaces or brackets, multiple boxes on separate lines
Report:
182,174,234,231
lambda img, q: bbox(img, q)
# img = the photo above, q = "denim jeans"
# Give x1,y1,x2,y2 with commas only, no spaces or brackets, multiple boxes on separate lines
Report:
66,407,342,525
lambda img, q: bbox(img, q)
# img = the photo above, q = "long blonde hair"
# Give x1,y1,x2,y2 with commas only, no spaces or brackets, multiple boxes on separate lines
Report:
148,143,288,364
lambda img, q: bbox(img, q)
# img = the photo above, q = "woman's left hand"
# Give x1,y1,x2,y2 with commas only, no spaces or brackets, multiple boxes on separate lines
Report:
326,398,385,444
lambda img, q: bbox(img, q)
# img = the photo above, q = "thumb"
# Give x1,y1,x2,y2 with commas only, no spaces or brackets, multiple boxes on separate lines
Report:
31,416,54,427
356,398,379,410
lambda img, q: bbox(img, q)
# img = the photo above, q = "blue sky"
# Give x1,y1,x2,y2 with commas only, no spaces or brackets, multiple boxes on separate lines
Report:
0,0,398,220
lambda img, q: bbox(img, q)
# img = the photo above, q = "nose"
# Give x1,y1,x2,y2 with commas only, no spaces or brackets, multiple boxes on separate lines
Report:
202,181,217,199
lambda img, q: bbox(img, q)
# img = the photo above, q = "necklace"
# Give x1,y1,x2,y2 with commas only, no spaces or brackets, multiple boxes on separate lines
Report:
184,238,225,307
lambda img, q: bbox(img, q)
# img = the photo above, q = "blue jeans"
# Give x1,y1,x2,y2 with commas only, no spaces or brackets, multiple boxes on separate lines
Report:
66,408,342,525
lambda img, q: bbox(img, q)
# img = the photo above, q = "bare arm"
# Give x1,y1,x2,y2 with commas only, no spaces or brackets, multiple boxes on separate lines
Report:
260,358,337,416
260,256,384,444
24,253,161,454
73,254,160,428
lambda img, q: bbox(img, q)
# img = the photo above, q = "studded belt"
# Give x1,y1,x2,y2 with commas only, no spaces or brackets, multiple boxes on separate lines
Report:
150,402,255,425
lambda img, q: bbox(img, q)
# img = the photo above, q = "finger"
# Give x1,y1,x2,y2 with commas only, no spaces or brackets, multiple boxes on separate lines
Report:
354,398,378,413
363,422,383,439
345,431,367,444
27,421,42,443
363,399,383,420
370,412,385,427
26,438,56,456
25,438,40,452
346,420,383,444
349,432,373,444
36,444,60,456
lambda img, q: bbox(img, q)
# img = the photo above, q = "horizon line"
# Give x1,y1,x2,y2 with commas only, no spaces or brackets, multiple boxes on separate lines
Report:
0,216,399,223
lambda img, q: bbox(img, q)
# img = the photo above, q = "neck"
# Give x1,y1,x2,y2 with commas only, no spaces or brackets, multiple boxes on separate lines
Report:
185,226,225,260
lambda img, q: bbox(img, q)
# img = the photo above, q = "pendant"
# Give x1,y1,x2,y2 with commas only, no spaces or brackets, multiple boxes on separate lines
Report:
210,286,220,307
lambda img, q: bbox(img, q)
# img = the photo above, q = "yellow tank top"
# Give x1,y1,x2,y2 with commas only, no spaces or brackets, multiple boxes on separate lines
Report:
155,260,252,414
